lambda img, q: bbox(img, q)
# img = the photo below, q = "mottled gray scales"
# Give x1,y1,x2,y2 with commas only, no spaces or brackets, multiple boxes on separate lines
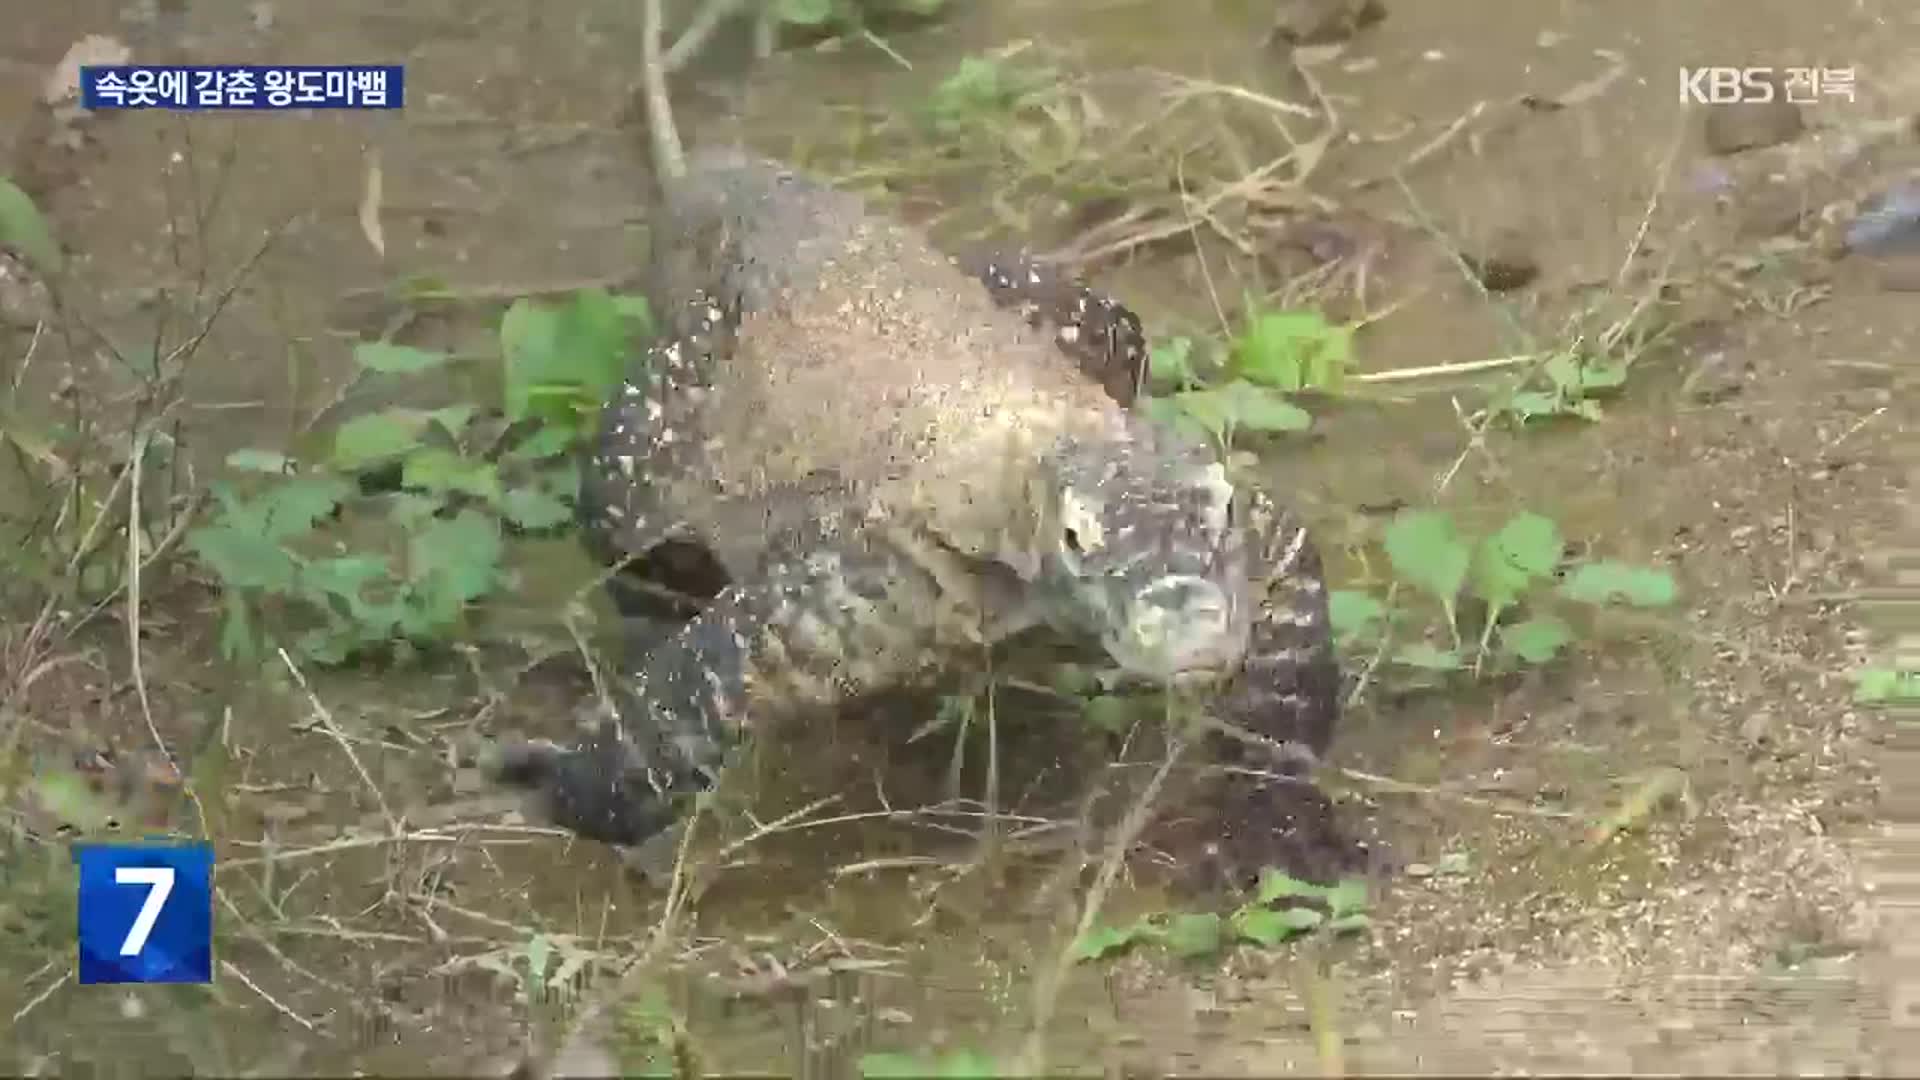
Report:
964,250,1149,409
1218,493,1340,766
494,146,1352,888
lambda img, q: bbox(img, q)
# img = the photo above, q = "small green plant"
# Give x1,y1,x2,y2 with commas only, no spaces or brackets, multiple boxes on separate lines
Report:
1495,346,1629,424
1332,508,1678,680
1854,667,1920,704
188,288,648,663
922,52,1060,140
0,175,62,273
1143,306,1353,454
861,1048,1002,1078
1072,870,1370,963
608,986,689,1077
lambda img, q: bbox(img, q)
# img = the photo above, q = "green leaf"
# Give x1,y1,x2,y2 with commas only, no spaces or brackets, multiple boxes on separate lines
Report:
1501,615,1573,665
1256,868,1329,906
1506,390,1563,419
426,404,476,436
861,1050,1000,1079
0,175,62,273
387,492,442,528
1854,668,1920,704
32,768,120,831
1383,510,1469,610
1081,694,1135,735
558,289,630,391
1394,642,1463,670
1071,919,1157,961
507,421,580,462
1228,899,1320,941
535,459,580,499
303,555,396,625
408,510,502,604
859,1054,927,1079
1323,878,1367,916
502,291,630,426
1144,392,1220,444
353,341,451,375
1328,589,1385,640
1220,379,1312,433
1148,336,1196,387
1579,358,1629,389
225,448,291,473
1543,352,1626,394
1232,905,1322,947
1233,309,1351,392
1165,381,1310,443
1559,561,1677,608
1543,352,1585,391
256,477,351,540
208,475,348,540
611,292,655,339
402,447,502,501
522,933,554,989
1049,663,1102,698
775,0,835,24
216,590,258,661
189,525,298,591
1471,512,1563,612
498,486,573,530
501,300,564,423
296,626,354,665
332,409,430,470
1163,912,1224,958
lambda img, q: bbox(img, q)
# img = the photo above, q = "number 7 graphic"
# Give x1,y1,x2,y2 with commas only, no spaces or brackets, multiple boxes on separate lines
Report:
115,866,175,956
76,843,213,984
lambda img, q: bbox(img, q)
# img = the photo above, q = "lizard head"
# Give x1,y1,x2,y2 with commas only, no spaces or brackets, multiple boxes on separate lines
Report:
1037,426,1255,684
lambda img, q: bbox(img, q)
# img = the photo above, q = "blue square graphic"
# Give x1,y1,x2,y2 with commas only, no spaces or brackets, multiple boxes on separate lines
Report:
75,842,214,985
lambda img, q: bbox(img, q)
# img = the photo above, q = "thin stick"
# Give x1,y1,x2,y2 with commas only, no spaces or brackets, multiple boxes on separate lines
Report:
1336,767,1577,819
11,969,71,1025
1350,352,1544,384
1015,729,1186,1075
663,0,754,74
1349,99,1491,192
277,647,399,834
641,0,686,181
220,959,316,1031
123,431,203,834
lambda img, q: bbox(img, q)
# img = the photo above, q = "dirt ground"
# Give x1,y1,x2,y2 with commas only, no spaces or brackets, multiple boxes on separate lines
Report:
2,0,1916,1075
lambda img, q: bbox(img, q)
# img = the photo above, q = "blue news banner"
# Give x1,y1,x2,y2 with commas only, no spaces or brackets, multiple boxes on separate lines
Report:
74,842,214,984
79,65,404,111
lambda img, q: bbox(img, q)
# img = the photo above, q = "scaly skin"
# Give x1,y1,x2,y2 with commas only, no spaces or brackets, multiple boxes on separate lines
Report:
493,151,1342,877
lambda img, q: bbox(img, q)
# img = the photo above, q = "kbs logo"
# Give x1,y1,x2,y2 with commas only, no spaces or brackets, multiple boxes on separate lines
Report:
1679,66,1856,105
1680,67,1776,104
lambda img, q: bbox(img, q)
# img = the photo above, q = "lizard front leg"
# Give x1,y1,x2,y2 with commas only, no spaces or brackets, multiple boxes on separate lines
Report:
1215,488,1341,769
576,295,736,622
1165,488,1356,891
963,250,1148,408
491,533,983,848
